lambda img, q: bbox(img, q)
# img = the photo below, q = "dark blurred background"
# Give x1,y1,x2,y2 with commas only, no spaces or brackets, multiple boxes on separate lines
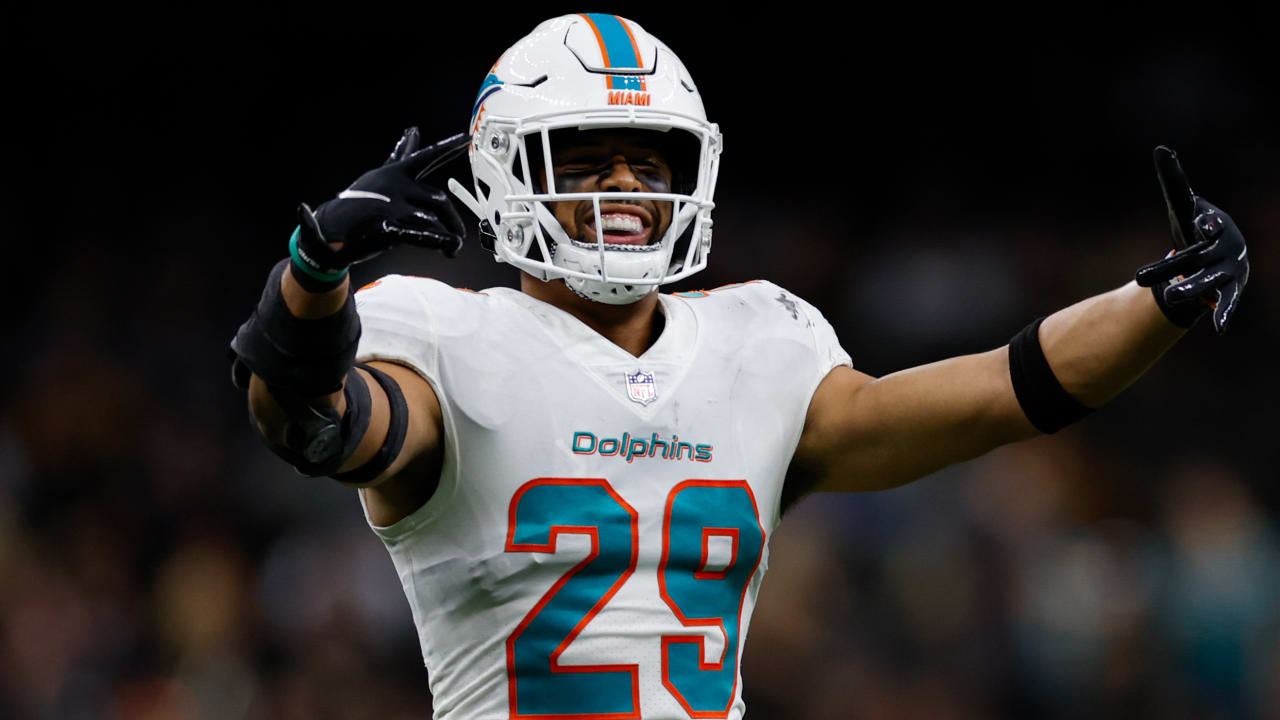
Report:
4,4,1278,719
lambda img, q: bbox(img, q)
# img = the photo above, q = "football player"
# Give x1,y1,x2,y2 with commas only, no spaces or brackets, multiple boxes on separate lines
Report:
229,14,1249,720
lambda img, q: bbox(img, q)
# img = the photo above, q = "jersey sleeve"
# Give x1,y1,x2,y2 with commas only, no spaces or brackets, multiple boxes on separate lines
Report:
353,275,441,381
743,280,851,384
790,290,853,381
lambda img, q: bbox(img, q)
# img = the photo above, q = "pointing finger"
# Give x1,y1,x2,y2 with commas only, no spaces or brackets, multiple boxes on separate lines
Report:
1154,145,1197,250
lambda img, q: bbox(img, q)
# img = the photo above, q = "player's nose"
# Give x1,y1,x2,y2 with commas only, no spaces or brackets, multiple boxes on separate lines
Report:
600,155,643,192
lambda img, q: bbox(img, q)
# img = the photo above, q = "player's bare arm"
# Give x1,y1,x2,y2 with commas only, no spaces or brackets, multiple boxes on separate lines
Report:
795,147,1250,494
795,281,1182,492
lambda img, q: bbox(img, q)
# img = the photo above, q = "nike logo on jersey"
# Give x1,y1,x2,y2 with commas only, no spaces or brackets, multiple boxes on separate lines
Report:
775,291,814,327
775,292,799,320
572,430,713,463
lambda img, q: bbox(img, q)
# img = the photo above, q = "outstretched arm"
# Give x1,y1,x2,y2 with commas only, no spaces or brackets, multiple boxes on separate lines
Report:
794,147,1249,493
796,281,1183,492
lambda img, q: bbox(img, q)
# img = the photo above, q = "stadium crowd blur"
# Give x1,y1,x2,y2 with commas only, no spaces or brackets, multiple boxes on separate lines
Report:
5,8,1278,719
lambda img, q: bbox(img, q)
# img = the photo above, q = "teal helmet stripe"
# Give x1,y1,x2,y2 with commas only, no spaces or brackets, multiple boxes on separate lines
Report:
580,13,646,91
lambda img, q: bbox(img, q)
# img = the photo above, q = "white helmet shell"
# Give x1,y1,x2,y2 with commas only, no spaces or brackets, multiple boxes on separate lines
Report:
448,14,722,304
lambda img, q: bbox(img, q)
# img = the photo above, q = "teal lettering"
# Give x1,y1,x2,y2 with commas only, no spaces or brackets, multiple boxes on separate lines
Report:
572,429,712,463
572,431,597,454
626,439,649,463
649,433,669,458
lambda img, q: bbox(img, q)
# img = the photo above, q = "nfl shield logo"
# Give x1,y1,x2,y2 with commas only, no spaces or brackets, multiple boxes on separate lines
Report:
625,370,657,406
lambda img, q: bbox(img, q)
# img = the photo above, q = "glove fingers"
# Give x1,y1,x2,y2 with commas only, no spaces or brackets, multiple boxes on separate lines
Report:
404,133,470,177
404,187,468,238
1135,239,1215,286
1154,145,1197,250
409,233,465,259
1164,267,1231,303
1211,281,1243,335
386,127,422,165
397,209,445,232
383,219,464,257
307,131,472,264
403,184,451,207
430,193,467,238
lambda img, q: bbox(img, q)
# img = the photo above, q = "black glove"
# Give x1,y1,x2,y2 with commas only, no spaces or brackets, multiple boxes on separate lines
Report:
290,128,470,288
1135,146,1250,335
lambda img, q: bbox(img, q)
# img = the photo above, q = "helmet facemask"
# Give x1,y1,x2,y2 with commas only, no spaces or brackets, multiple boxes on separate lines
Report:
455,108,721,304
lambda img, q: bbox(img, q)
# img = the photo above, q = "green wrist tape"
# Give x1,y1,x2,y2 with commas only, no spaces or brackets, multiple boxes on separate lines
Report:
289,226,348,283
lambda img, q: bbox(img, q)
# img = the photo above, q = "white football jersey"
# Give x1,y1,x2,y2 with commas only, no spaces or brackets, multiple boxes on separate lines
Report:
353,276,851,720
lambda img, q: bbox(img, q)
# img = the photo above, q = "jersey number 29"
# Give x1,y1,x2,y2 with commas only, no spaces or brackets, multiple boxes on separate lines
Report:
505,478,765,719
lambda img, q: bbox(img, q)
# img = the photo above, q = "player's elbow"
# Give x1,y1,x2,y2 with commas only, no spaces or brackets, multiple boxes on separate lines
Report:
247,373,291,447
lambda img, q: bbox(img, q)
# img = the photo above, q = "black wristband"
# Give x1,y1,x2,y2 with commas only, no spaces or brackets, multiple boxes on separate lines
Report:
1008,317,1093,434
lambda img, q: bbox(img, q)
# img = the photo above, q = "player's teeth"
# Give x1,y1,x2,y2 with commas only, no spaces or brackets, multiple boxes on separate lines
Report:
600,213,643,233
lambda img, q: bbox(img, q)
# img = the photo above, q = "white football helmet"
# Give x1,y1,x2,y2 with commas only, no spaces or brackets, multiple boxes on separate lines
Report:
448,13,722,304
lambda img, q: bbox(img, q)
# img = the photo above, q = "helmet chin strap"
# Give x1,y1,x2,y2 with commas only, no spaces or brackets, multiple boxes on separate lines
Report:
563,275,657,305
